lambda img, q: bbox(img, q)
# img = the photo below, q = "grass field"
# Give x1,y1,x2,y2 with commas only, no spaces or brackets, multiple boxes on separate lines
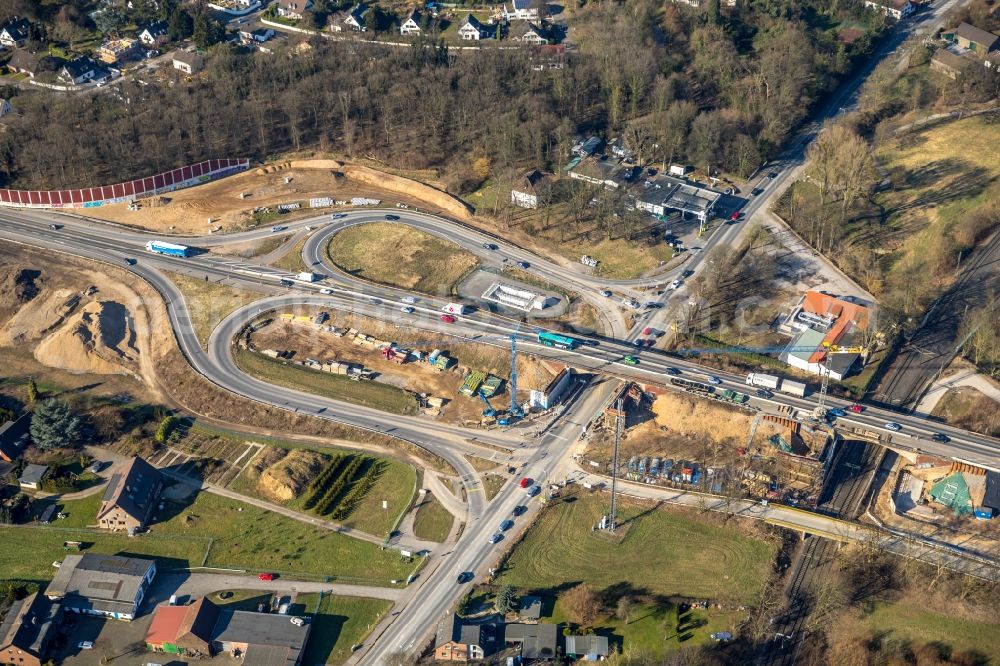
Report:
325,222,479,294
298,593,393,664
499,494,776,603
412,495,454,542
859,600,1000,657
170,272,259,348
481,472,507,500
234,348,419,415
273,235,310,273
153,489,418,583
47,492,104,528
213,589,274,612
931,385,1000,438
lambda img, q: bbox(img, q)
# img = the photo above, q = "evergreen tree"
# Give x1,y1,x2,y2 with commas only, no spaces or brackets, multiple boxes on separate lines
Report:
29,399,82,450
494,584,517,615
168,7,194,41
706,0,722,25
26,377,38,404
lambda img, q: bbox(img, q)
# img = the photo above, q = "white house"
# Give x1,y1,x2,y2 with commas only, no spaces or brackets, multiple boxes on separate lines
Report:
138,20,168,45
277,0,313,19
515,22,547,45
0,17,30,48
864,0,913,20
342,3,370,31
503,0,539,21
239,27,275,43
171,51,204,74
58,57,97,85
511,169,550,208
400,8,422,36
457,14,488,40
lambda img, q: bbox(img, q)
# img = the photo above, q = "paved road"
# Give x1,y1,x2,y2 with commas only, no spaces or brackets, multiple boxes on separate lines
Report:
917,370,1000,415
146,573,403,608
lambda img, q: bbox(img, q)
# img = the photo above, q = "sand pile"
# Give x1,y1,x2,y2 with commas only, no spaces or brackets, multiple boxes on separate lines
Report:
0,287,79,345
258,449,326,501
33,300,139,375
651,392,754,443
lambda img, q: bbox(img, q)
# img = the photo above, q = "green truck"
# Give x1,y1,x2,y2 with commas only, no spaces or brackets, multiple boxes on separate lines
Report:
719,389,749,405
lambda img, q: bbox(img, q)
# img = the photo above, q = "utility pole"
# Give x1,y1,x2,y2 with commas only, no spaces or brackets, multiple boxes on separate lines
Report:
609,398,623,532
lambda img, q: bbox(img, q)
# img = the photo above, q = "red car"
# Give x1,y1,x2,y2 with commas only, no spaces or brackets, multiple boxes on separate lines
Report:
440,314,456,323
642,327,653,335
730,210,742,221
519,477,532,489
258,573,274,581
848,404,864,413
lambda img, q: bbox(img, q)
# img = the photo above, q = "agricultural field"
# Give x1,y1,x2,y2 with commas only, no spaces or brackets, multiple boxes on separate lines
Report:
234,347,420,415
325,222,479,294
298,593,393,665
499,493,777,603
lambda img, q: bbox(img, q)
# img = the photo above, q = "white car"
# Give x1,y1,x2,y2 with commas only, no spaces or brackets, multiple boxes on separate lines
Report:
319,288,333,295
78,642,94,650
401,296,417,304
707,376,722,385
401,306,415,314
884,422,902,432
668,280,682,290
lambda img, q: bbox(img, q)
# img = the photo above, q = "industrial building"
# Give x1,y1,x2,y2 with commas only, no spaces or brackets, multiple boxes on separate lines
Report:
46,554,157,621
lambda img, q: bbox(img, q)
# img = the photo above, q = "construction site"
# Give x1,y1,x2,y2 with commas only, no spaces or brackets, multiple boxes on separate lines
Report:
584,380,833,507
237,308,573,426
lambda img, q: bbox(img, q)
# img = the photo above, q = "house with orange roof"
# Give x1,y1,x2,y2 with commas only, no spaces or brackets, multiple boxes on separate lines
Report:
779,291,870,380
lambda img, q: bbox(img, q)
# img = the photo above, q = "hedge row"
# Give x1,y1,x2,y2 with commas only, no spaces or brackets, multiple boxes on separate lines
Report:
330,460,385,521
313,456,367,516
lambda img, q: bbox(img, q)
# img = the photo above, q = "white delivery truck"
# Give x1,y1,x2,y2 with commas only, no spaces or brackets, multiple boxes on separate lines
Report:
441,302,469,315
745,373,780,390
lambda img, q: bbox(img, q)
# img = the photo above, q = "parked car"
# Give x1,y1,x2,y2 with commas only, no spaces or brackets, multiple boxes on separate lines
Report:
258,572,275,581
931,433,950,443
78,642,94,650
384,214,400,220
707,376,722,385
884,422,902,432
440,314,456,324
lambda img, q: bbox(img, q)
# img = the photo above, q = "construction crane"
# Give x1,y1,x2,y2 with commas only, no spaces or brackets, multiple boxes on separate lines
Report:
509,322,524,420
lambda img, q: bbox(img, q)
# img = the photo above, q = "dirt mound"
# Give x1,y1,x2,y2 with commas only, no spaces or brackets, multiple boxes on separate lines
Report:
0,268,41,311
0,288,79,345
258,449,326,501
342,165,474,220
651,392,755,443
32,300,140,375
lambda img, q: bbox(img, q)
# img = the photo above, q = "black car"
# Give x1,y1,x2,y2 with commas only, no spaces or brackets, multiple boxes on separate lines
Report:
482,242,498,251
456,571,473,584
931,433,950,443
755,389,774,399
384,214,400,220
516,261,530,269
665,367,681,376
512,505,527,516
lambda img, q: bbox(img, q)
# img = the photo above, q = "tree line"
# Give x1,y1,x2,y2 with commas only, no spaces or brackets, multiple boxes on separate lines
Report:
0,0,884,191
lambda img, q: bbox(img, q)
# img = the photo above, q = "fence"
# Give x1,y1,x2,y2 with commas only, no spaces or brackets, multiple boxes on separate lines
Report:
0,158,249,209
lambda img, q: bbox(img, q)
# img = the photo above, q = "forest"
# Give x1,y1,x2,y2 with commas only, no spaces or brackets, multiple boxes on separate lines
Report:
0,0,884,190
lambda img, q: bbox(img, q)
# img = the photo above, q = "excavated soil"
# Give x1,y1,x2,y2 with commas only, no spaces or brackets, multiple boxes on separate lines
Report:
33,300,140,376
258,449,326,502
73,159,471,234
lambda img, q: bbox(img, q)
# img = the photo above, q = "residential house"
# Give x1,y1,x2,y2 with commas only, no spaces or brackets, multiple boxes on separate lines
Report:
503,0,540,21
240,27,276,43
277,0,314,20
96,455,162,534
949,22,1000,53
58,57,97,85
864,0,913,20
565,635,610,661
510,169,551,209
515,22,547,45
504,623,558,661
98,37,138,64
433,614,496,661
7,48,40,77
46,554,157,621
0,17,30,48
146,597,312,665
530,43,565,70
930,48,969,78
18,464,49,490
779,290,870,380
457,14,490,40
572,135,602,157
172,50,204,74
567,157,620,189
0,413,30,462
0,593,61,666
343,4,370,31
138,20,168,46
400,8,423,36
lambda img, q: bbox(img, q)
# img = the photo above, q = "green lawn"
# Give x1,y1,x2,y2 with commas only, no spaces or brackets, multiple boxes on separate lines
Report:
325,222,479,294
234,348,419,415
0,525,210,583
45,492,104,528
499,494,777,603
298,593,393,664
213,589,274,612
861,600,1000,657
412,495,454,542
153,488,418,584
